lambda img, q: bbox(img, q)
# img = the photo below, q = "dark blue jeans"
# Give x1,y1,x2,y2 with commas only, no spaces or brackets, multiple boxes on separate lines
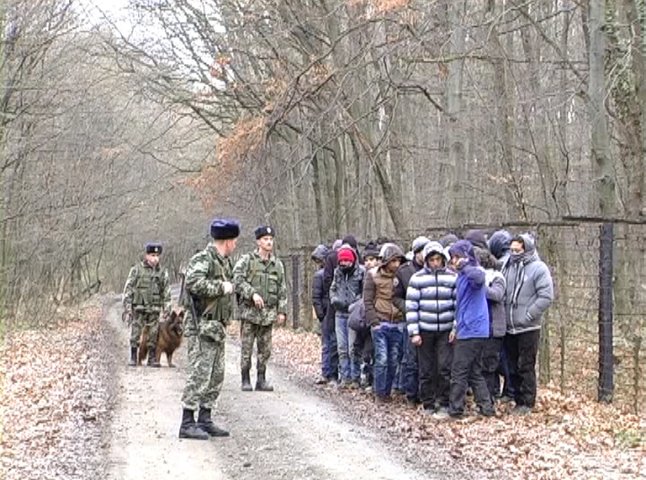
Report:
371,323,403,398
321,320,338,380
401,334,419,400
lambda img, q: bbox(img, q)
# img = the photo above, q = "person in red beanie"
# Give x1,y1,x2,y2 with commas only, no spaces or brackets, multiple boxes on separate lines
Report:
329,244,365,387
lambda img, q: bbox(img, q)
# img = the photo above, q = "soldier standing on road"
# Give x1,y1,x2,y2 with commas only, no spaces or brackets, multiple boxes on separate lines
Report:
178,219,240,440
122,242,171,368
233,226,288,392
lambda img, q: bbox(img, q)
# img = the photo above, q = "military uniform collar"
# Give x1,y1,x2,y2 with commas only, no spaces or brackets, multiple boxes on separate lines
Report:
253,250,275,263
206,243,226,261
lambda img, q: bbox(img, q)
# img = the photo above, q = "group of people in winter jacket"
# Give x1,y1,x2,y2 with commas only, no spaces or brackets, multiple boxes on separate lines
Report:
311,229,554,419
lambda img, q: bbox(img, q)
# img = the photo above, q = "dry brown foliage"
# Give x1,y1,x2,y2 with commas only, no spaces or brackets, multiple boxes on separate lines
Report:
230,324,646,480
0,300,113,480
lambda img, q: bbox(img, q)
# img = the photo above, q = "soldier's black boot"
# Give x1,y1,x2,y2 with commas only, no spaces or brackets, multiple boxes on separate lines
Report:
255,370,274,392
178,409,209,440
147,347,161,368
197,407,230,437
128,347,137,367
241,369,253,391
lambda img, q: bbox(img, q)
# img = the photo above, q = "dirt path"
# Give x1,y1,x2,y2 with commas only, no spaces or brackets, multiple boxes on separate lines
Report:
103,296,434,480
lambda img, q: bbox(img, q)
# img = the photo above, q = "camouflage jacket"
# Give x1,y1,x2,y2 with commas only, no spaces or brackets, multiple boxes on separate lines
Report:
233,251,287,326
122,261,171,313
182,244,235,336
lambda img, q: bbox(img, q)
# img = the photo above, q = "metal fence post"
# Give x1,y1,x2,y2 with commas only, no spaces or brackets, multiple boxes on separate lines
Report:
598,222,614,403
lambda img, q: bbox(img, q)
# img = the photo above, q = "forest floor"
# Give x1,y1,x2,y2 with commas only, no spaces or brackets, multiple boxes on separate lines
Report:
0,294,644,480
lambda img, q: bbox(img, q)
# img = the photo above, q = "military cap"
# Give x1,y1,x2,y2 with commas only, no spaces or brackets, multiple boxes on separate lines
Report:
254,225,275,239
145,242,162,254
210,218,240,240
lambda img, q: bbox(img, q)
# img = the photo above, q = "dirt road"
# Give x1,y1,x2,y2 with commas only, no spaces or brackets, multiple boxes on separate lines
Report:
103,296,434,480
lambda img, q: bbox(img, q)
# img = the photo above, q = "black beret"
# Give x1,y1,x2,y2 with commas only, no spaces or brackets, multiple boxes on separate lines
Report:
210,218,240,240
254,225,275,239
145,242,162,254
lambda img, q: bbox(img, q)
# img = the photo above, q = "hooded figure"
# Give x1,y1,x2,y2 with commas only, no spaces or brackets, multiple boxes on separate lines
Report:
501,234,554,335
311,244,330,322
488,230,512,269
447,240,489,340
405,241,457,412
501,233,554,413
446,240,495,418
464,230,489,251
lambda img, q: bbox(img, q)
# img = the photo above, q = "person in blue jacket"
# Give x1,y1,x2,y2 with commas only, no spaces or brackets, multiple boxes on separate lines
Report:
446,240,495,419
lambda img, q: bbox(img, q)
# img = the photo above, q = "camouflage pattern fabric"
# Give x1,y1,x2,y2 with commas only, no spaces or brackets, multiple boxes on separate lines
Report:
240,321,273,372
129,311,160,348
181,333,225,410
122,261,171,313
233,252,287,327
180,244,234,410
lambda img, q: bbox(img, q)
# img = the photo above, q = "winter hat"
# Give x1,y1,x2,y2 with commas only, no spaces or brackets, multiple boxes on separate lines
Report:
342,234,358,251
362,241,380,259
337,246,356,263
210,218,241,240
145,242,162,254
411,236,431,254
439,233,460,248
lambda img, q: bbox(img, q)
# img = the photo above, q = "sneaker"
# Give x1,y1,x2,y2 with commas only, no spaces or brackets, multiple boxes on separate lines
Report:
478,407,495,418
432,407,450,420
314,375,328,385
406,396,420,407
374,394,391,404
420,407,435,416
498,395,514,404
511,405,532,416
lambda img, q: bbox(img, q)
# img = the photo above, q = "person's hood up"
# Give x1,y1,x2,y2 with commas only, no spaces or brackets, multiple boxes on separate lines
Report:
311,244,329,263
379,243,405,264
422,241,449,262
342,234,358,251
464,229,488,250
448,240,479,266
488,230,512,260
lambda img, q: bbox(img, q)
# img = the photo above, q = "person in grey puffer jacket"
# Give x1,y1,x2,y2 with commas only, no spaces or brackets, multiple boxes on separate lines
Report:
502,233,554,414
406,241,457,413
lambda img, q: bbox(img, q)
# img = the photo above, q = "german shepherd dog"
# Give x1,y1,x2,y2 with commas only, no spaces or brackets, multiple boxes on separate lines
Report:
138,310,185,367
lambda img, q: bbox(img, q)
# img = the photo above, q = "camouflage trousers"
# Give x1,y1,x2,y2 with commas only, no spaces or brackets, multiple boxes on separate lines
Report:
181,333,225,411
240,321,273,372
130,311,159,349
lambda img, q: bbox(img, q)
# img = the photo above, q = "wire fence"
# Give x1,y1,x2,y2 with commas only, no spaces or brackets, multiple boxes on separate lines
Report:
281,220,646,414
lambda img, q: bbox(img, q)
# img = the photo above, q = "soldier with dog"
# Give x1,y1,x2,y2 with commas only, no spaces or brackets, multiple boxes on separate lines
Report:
178,218,240,440
122,242,171,368
233,226,288,392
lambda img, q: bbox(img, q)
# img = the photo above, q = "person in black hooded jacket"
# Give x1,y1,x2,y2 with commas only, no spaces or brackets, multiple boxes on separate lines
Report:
311,244,333,384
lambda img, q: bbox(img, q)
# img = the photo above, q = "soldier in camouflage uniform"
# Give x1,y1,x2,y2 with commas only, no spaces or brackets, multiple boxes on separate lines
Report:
122,242,171,368
233,226,287,392
178,219,240,440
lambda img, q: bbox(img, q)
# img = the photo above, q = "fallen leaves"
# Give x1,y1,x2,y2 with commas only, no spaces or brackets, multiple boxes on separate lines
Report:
253,323,646,480
0,300,113,480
